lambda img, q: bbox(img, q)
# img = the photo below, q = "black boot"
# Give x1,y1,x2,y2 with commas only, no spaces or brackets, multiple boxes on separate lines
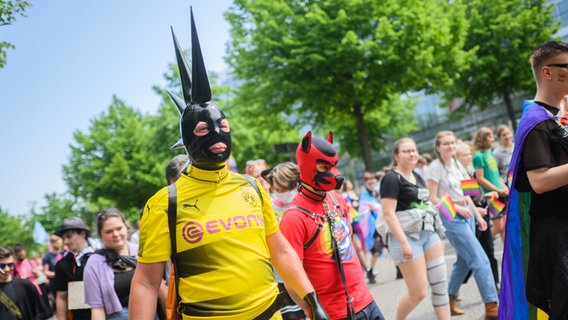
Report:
396,266,403,279
366,269,376,284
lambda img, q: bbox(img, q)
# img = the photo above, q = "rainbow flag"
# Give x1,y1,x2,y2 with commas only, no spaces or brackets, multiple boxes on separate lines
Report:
461,178,481,197
507,171,513,187
436,194,456,221
488,197,505,217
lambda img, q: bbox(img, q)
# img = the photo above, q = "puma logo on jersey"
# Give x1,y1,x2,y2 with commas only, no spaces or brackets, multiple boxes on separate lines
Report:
183,200,200,211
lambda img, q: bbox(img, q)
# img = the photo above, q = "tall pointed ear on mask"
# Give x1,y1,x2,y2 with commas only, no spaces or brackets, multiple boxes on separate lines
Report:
190,7,212,104
167,91,186,115
327,131,333,143
301,131,312,153
171,27,192,105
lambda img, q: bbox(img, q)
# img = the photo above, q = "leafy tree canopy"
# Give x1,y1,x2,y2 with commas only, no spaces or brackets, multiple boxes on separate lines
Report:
63,97,166,222
443,0,559,129
31,192,93,235
226,0,473,170
0,0,31,69
0,207,39,254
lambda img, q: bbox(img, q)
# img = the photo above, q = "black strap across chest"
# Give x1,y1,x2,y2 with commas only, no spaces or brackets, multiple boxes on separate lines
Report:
288,193,356,319
287,205,326,250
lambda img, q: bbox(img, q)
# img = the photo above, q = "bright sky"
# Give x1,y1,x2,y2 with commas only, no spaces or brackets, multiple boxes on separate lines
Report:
0,0,232,215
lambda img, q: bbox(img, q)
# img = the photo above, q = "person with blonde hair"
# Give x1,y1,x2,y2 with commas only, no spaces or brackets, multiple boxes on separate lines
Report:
472,127,508,242
493,125,514,180
262,162,306,320
455,142,500,295
379,137,450,320
427,131,498,318
262,162,300,220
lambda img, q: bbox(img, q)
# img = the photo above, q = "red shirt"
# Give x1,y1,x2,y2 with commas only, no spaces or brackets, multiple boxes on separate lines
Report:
280,192,374,319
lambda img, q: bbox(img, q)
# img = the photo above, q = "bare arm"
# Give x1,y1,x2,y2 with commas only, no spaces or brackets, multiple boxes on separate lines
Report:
465,196,487,231
157,279,167,316
91,307,106,320
527,164,568,194
266,230,313,312
43,263,55,279
285,283,308,314
56,291,68,320
427,179,472,219
476,167,508,197
129,262,165,320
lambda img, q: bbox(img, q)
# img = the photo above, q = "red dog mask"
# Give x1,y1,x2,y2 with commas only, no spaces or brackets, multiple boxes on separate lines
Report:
296,131,344,192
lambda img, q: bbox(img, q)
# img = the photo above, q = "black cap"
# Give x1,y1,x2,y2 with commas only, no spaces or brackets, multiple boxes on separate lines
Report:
55,217,89,237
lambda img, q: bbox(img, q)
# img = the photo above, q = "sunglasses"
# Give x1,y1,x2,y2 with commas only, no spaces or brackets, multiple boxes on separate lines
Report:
547,63,568,69
0,262,14,269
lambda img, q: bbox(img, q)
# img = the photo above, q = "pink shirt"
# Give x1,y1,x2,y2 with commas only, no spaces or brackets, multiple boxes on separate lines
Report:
14,259,41,294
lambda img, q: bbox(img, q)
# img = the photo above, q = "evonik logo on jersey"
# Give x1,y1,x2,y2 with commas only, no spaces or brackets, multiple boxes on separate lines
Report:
181,213,265,244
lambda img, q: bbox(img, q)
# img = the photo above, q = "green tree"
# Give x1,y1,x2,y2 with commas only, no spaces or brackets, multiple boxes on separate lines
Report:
222,94,302,169
444,0,559,130
31,192,93,234
226,0,472,170
0,0,31,69
63,97,165,222
0,207,36,251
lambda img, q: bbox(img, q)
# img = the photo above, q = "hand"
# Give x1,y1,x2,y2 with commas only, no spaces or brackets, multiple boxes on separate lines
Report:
498,187,509,197
477,207,488,217
401,242,413,261
484,191,498,199
456,205,472,219
477,218,487,231
303,292,330,320
371,203,381,212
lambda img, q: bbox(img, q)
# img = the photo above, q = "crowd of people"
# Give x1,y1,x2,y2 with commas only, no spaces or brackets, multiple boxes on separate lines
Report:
3,15,568,320
0,123,511,320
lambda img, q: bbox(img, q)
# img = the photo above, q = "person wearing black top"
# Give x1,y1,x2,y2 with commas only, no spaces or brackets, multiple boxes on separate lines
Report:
380,138,450,320
0,246,51,320
53,217,94,320
500,40,568,319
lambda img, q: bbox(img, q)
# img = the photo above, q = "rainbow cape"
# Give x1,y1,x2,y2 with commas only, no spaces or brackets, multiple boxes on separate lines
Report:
436,194,456,222
507,171,513,187
487,197,505,218
499,101,554,319
461,178,481,197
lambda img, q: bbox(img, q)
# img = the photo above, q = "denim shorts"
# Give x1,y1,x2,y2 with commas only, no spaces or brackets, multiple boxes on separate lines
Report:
106,308,128,320
388,230,441,265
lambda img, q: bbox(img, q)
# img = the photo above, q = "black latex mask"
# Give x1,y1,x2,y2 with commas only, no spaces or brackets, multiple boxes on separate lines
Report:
181,101,232,164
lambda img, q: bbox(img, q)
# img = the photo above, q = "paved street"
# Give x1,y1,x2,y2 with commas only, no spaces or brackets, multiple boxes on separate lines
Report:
368,237,503,319
46,238,503,320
